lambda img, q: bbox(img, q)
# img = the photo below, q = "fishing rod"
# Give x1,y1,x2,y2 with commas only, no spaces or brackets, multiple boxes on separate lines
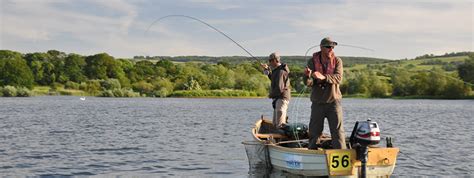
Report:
145,14,261,63
304,43,375,61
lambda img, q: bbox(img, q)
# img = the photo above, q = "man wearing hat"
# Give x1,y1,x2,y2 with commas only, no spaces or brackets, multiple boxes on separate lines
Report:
303,37,346,149
261,52,291,129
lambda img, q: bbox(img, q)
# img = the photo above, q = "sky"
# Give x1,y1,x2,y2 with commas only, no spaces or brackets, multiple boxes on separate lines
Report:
0,0,473,59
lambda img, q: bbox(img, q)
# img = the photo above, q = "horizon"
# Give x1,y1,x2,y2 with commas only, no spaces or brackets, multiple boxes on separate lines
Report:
1,0,473,59
3,49,472,61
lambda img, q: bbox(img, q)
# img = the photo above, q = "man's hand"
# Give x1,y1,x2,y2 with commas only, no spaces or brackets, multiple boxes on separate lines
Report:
312,71,326,80
260,63,269,70
304,67,312,77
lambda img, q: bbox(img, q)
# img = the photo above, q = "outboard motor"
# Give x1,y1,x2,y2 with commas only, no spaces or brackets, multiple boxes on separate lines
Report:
349,119,381,178
350,119,381,146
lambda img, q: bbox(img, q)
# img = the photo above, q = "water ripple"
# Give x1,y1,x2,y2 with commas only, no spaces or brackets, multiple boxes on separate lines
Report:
0,96,472,176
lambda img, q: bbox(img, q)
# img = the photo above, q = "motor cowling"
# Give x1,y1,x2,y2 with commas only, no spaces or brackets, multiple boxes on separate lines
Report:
350,119,381,146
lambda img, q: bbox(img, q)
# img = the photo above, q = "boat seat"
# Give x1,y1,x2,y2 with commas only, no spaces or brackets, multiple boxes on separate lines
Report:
255,133,288,139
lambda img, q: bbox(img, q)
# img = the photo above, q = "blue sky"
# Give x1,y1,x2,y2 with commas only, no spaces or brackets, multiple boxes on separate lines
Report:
1,0,472,59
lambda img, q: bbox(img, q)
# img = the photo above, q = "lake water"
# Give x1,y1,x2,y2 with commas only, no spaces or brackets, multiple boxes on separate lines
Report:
0,96,472,176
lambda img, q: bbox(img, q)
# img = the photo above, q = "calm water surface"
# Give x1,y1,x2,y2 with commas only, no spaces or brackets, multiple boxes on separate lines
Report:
0,96,472,176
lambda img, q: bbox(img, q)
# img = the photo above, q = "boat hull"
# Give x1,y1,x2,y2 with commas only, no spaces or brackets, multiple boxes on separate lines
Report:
251,118,399,177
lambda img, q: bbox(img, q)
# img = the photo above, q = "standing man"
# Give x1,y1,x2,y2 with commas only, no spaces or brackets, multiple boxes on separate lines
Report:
261,52,291,129
303,37,346,149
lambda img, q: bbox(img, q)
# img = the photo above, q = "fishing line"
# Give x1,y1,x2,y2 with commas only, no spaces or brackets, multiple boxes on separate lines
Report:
304,44,375,61
288,85,308,147
145,15,260,62
399,151,434,168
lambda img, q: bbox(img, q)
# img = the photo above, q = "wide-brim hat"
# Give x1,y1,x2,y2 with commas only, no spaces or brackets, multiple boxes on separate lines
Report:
320,37,338,47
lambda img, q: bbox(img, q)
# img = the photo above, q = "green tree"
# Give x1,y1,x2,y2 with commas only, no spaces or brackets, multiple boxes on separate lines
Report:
152,78,174,97
457,54,474,85
64,54,86,83
443,79,471,98
391,70,415,96
101,78,121,90
41,62,56,85
85,80,101,96
426,69,448,96
0,50,34,88
345,71,370,95
132,80,154,96
85,53,113,80
133,60,155,81
368,75,390,97
24,52,52,84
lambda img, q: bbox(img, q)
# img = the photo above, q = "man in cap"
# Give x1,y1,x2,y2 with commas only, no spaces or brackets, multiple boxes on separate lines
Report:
303,37,346,149
261,52,291,129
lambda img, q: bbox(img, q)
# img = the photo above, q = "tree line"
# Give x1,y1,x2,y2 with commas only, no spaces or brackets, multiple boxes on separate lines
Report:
0,50,473,98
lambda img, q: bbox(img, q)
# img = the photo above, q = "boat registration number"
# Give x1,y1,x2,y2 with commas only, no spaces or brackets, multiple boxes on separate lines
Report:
329,151,352,172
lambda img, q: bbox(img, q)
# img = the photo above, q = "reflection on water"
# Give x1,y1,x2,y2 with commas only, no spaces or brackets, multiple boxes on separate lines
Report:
0,96,472,176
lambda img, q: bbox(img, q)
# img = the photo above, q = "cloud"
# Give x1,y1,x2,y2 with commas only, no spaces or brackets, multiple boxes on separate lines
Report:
1,0,142,56
1,0,472,59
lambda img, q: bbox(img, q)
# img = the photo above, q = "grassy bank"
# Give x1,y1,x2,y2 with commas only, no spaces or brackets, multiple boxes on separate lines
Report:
9,86,471,99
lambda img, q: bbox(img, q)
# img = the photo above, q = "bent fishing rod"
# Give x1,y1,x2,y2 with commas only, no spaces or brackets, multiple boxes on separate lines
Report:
145,14,261,63
304,44,375,61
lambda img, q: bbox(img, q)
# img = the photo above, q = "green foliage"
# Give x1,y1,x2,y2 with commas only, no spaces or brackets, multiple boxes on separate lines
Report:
85,53,113,79
457,54,474,85
343,71,370,95
2,85,17,97
391,70,415,96
17,87,33,96
0,50,34,88
152,78,174,97
0,85,31,97
442,79,471,98
368,75,390,98
99,88,141,97
85,80,101,96
1,49,472,98
64,54,87,83
132,81,154,96
171,89,258,97
100,79,121,90
65,81,81,90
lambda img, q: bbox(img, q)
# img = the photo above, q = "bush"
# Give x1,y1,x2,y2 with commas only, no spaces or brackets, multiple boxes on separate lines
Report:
99,90,115,97
65,81,80,90
0,87,3,97
153,88,170,97
132,81,154,96
59,90,73,95
112,89,124,97
152,78,174,97
98,88,140,97
2,85,17,97
85,80,101,96
79,82,87,90
16,87,32,97
123,89,140,97
101,79,121,90
170,89,258,97
50,82,64,91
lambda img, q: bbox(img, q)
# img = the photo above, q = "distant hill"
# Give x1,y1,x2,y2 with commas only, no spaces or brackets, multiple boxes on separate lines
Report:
131,55,391,67
132,52,472,69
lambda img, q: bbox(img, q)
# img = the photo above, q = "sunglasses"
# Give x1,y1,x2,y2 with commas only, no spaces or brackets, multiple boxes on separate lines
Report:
323,46,334,49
